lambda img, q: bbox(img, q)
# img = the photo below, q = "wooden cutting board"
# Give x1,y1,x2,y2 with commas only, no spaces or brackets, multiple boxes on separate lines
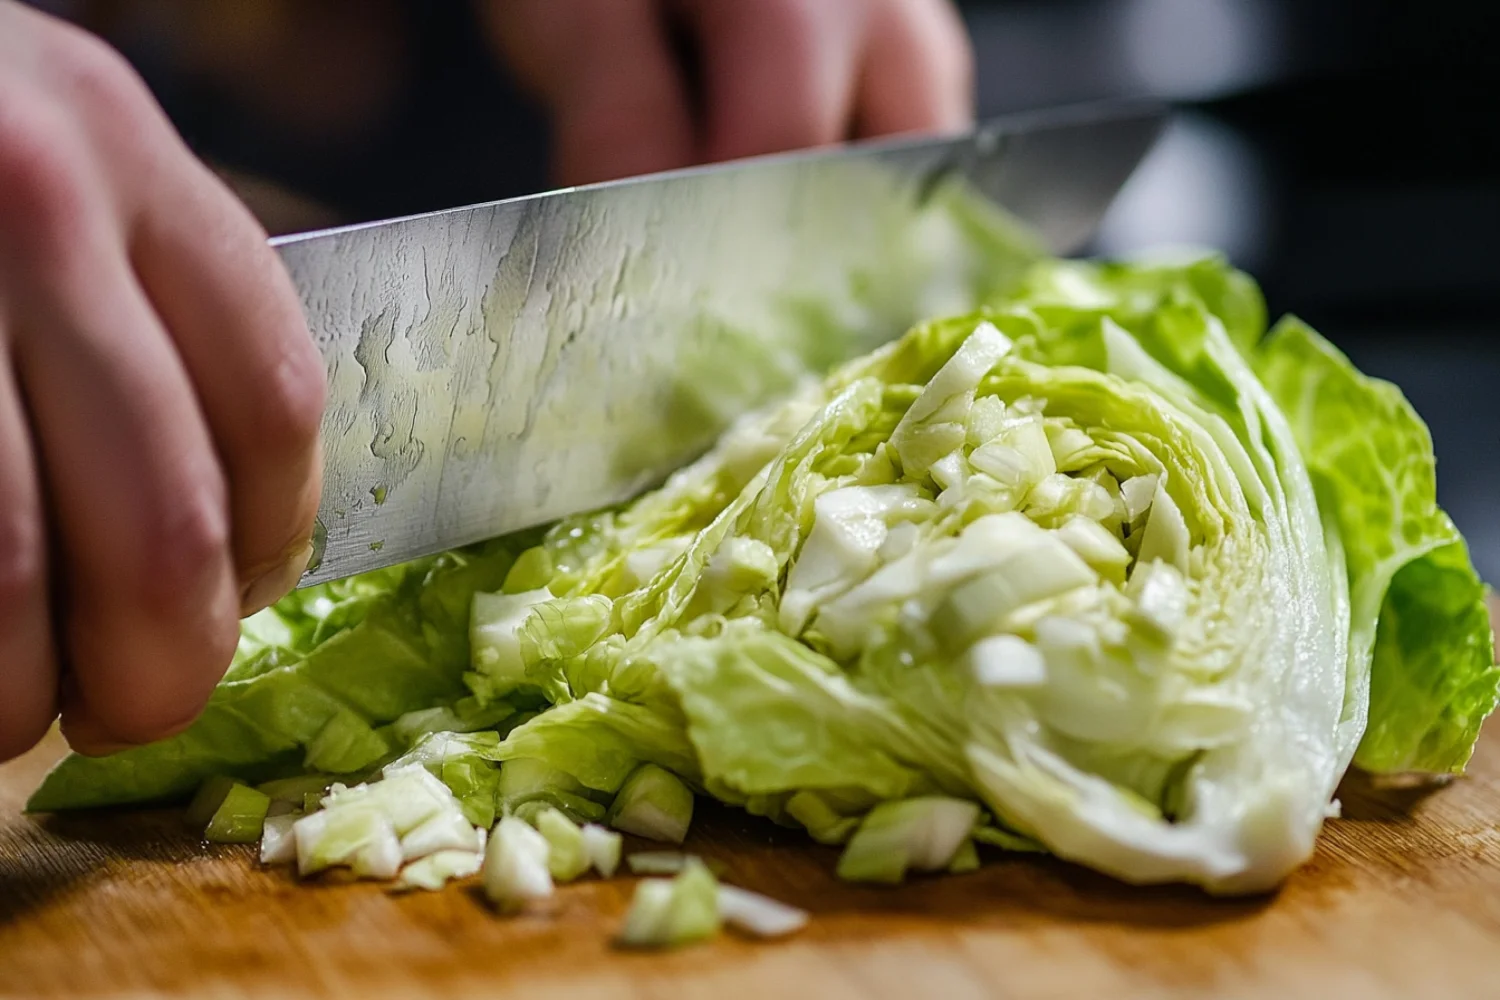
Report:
4,605,1499,999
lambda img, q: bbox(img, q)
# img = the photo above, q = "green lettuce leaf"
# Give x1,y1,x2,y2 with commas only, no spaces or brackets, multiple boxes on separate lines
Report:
1253,317,1498,772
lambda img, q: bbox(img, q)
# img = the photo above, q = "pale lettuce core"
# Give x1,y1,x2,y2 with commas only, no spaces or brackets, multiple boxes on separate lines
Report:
29,254,1496,895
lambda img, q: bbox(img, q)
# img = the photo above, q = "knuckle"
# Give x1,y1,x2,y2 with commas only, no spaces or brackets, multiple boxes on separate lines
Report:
251,341,327,457
134,478,232,614
48,28,154,124
0,106,89,246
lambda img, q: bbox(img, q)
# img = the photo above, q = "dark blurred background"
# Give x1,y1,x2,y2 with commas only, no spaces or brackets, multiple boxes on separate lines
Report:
30,0,1500,578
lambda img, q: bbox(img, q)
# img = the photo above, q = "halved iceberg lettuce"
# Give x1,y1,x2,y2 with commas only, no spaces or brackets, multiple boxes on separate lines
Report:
32,254,1495,896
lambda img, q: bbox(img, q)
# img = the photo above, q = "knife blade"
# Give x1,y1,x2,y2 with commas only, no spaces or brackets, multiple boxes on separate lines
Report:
273,100,1165,587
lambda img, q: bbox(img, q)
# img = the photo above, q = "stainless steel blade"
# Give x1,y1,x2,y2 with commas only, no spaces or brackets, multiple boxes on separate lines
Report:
273,100,1165,586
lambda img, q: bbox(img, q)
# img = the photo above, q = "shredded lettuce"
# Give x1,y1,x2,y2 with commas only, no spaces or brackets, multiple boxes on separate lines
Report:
29,254,1494,898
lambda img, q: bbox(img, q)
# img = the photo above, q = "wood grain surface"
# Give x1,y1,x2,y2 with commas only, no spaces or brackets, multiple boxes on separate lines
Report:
3,603,1498,999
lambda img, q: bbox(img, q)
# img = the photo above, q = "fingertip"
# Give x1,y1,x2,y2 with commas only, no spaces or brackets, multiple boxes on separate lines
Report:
239,538,314,617
63,561,238,750
0,704,58,763
857,0,976,138
689,0,862,164
56,687,132,757
61,688,202,755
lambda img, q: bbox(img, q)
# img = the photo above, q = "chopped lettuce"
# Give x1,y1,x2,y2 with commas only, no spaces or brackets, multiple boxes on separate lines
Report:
581,824,623,877
259,813,298,865
202,782,271,844
626,851,695,875
717,885,809,938
616,858,721,949
606,764,695,844
483,816,553,912
28,253,1495,899
384,731,503,828
494,756,606,826
394,848,484,892
837,797,980,883
534,807,591,881
184,775,239,830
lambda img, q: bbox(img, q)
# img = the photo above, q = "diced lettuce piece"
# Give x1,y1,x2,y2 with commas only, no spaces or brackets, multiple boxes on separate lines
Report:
616,858,721,949
256,774,337,806
295,806,402,879
966,635,1047,689
322,765,458,837
400,810,481,861
204,783,271,844
779,484,930,635
717,885,808,938
946,839,981,873
607,764,694,844
697,537,778,615
394,849,483,892
837,797,980,883
785,791,863,845
483,816,554,913
1054,515,1131,581
626,852,692,875
260,813,298,865
1134,479,1190,572
384,731,502,828
581,824,623,878
534,807,590,882
890,320,1012,477
184,775,238,829
289,764,475,880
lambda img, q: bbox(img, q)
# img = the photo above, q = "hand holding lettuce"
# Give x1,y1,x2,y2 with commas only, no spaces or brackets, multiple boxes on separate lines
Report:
29,252,1496,903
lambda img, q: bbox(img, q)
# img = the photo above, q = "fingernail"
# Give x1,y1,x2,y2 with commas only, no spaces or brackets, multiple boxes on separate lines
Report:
240,540,314,617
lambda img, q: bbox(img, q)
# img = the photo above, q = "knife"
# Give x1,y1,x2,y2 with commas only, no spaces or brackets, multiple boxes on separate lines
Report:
272,100,1166,587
